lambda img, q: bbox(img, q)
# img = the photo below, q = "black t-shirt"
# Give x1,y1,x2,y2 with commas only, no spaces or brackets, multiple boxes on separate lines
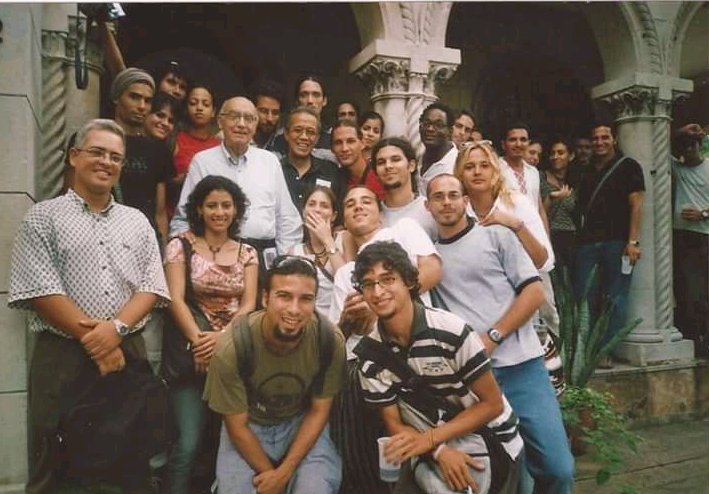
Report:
577,153,645,243
118,136,172,228
280,155,344,214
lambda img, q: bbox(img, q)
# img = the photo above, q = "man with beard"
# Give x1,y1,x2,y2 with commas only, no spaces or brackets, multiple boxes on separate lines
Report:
203,256,346,494
417,102,458,198
110,68,171,244
372,137,438,238
251,79,284,152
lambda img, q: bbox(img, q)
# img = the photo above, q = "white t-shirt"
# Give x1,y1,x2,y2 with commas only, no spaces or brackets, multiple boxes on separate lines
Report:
328,218,439,357
382,196,438,239
468,191,555,273
417,146,458,198
673,158,709,235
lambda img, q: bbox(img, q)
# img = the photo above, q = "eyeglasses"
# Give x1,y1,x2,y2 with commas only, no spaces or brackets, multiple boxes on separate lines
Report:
420,120,448,131
289,126,318,138
460,139,493,149
75,147,125,165
271,255,318,276
219,112,257,124
354,273,398,294
428,191,463,203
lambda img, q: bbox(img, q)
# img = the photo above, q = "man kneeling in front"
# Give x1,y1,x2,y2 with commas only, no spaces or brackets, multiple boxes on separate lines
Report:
353,241,522,493
204,256,346,493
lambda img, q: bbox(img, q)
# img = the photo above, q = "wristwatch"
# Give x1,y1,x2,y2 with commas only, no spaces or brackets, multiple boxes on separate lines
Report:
701,209,709,220
113,318,131,337
326,243,338,255
487,328,504,345
628,240,640,247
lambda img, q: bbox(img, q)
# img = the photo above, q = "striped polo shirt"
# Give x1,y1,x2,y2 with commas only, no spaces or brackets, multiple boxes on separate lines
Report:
354,303,523,459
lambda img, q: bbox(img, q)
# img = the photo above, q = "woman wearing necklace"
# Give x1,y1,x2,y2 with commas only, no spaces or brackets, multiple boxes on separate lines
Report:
543,138,578,275
454,141,553,272
288,186,345,315
163,175,257,494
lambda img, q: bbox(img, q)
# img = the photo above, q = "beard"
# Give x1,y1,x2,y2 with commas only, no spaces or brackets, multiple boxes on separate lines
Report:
273,324,305,342
383,180,404,191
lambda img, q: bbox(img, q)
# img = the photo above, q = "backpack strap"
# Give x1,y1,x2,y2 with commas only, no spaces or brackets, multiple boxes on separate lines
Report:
311,312,336,396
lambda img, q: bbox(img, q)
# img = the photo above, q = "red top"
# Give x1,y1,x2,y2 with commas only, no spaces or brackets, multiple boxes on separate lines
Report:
174,131,221,176
346,166,386,200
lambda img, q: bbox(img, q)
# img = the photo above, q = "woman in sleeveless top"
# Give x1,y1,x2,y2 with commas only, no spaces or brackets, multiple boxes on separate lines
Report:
164,175,258,494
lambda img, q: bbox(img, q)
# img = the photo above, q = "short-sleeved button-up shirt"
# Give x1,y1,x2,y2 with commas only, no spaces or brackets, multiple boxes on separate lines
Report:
8,189,170,338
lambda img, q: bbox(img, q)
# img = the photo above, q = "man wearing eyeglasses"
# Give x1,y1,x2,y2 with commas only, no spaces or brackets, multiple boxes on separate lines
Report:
280,106,343,212
9,119,170,493
417,102,458,198
110,67,172,245
170,96,303,267
204,256,345,494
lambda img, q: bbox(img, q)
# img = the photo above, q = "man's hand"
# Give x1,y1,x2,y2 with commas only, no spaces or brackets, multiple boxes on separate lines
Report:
480,333,497,358
340,293,376,336
253,466,291,494
384,429,433,464
80,319,122,359
681,207,703,222
95,347,126,376
436,446,484,493
624,243,641,265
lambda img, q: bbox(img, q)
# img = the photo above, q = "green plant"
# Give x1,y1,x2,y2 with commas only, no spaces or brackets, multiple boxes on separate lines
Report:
561,387,640,490
552,267,642,492
552,267,641,387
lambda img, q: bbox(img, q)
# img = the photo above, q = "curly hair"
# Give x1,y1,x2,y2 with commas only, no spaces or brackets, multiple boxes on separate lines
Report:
185,175,249,239
454,141,513,208
352,241,420,300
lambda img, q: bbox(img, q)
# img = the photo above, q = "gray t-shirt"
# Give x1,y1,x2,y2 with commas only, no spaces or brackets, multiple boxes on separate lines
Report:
382,196,438,239
435,218,543,368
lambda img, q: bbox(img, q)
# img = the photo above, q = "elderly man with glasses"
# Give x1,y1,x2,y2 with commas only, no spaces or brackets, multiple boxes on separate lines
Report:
170,96,302,272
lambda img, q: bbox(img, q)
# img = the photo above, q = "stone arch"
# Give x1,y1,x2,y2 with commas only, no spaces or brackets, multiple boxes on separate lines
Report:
669,1,707,76
351,2,453,49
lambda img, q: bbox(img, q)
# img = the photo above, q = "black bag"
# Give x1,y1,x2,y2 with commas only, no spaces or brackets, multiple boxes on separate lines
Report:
58,357,169,479
161,236,213,385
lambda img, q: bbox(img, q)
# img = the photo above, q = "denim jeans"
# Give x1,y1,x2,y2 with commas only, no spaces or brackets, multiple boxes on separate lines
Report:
165,383,209,494
574,240,632,349
493,358,574,494
215,415,342,494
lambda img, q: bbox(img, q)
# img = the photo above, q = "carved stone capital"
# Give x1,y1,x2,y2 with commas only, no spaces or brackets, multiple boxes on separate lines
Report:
67,15,104,72
424,62,458,96
41,30,69,61
355,56,410,97
599,86,658,119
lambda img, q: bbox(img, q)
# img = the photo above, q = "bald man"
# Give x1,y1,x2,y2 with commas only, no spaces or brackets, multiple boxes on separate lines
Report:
170,97,302,259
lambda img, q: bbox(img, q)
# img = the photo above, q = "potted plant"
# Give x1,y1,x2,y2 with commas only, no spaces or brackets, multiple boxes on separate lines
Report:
551,268,641,490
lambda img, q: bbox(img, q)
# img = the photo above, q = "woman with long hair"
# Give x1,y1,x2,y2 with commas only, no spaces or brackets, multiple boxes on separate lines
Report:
543,138,577,273
358,110,385,163
288,185,345,314
144,92,181,143
163,175,258,494
169,84,221,217
454,141,553,271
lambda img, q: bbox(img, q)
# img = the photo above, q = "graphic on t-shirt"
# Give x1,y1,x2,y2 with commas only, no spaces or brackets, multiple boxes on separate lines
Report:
253,372,307,415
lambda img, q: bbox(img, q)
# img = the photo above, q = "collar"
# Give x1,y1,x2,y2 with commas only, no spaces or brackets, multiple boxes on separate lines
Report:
220,142,251,166
281,154,323,175
67,188,115,215
376,302,428,348
437,216,475,245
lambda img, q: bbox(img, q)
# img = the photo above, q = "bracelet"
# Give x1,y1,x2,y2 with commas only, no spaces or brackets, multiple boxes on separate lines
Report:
428,429,435,450
433,444,447,461
510,220,524,233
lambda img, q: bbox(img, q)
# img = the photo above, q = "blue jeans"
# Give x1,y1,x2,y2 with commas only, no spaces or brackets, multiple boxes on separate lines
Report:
216,415,342,494
165,383,208,494
493,358,574,494
574,240,632,349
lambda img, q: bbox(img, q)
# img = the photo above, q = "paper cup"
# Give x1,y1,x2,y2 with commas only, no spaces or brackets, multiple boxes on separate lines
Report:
377,437,400,483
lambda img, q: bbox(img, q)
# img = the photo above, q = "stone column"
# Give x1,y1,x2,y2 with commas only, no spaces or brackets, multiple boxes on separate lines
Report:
350,40,459,157
39,8,103,201
592,73,695,366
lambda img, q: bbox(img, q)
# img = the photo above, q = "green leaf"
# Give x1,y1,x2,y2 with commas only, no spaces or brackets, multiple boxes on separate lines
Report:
596,468,611,485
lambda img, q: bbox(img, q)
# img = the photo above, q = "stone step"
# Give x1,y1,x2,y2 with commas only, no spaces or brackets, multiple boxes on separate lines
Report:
574,417,709,493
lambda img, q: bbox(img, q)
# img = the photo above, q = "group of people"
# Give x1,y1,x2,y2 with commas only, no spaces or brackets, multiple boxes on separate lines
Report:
9,58,708,494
